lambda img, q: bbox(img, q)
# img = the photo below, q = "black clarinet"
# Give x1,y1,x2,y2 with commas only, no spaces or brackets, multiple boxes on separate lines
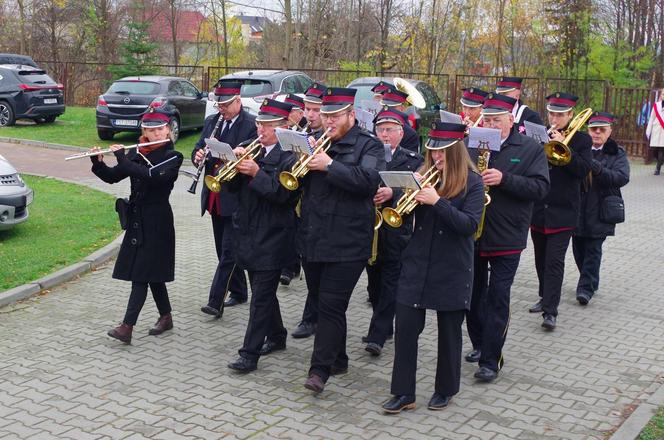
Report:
188,115,224,194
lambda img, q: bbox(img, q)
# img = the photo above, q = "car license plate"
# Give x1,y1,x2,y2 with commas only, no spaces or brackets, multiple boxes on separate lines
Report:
113,119,139,127
44,98,57,104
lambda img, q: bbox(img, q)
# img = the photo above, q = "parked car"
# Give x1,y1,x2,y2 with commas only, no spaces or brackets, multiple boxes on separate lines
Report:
0,154,33,230
96,76,208,142
205,70,315,118
0,53,38,68
347,77,444,138
0,64,65,127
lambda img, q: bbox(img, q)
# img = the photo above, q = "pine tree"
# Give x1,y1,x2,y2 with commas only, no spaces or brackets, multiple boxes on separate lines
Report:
108,20,160,79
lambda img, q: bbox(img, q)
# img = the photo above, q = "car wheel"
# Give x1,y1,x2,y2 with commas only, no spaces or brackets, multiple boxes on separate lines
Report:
170,117,180,143
43,115,57,123
0,101,16,127
97,129,114,140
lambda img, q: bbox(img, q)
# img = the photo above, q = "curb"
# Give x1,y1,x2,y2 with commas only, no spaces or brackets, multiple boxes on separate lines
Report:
0,136,84,152
609,381,664,440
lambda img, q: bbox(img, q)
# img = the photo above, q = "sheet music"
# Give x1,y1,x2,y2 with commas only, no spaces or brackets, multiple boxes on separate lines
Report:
205,138,236,161
356,108,375,132
439,110,464,124
523,121,550,144
275,127,314,155
379,171,422,190
468,127,502,151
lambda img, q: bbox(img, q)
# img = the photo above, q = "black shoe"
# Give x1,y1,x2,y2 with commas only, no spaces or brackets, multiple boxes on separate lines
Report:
304,374,325,393
382,395,416,414
576,292,591,305
279,273,293,286
428,393,451,410
542,313,556,330
365,342,382,357
224,297,246,307
330,364,348,376
529,300,543,313
227,357,257,373
655,168,661,175
201,305,221,318
291,321,315,339
474,366,498,382
259,340,286,355
464,349,481,363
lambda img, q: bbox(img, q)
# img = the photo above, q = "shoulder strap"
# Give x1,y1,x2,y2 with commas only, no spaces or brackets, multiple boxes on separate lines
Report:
515,104,528,123
653,102,664,129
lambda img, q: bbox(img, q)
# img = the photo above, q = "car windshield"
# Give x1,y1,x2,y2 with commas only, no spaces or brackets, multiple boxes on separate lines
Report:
237,80,273,97
18,70,57,85
108,81,160,95
351,85,379,106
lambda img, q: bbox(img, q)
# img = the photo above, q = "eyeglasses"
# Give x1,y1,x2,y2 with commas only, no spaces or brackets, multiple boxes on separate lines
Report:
589,127,609,133
375,127,402,134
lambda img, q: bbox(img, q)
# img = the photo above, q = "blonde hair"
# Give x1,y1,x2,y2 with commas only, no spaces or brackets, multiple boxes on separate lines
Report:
419,140,477,199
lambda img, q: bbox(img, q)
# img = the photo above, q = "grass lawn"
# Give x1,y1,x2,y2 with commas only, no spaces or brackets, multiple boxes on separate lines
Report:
638,406,664,440
0,175,120,291
0,106,199,158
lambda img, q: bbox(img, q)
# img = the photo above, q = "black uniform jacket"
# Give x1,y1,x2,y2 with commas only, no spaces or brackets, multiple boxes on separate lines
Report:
514,102,544,132
377,146,423,262
469,130,550,252
227,144,299,271
401,123,421,153
576,138,630,238
531,129,593,229
299,123,386,262
91,144,183,282
191,110,257,217
397,171,484,311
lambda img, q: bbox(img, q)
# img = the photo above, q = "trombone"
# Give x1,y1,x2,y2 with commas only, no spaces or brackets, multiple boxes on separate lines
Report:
544,107,593,166
382,164,441,228
204,136,263,193
64,139,169,161
279,128,333,190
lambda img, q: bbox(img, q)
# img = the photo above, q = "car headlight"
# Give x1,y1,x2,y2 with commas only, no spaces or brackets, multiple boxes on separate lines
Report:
16,174,24,186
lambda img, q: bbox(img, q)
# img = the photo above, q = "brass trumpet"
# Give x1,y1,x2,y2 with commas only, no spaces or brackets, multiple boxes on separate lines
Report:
204,136,263,193
382,164,441,228
279,128,332,191
544,107,593,166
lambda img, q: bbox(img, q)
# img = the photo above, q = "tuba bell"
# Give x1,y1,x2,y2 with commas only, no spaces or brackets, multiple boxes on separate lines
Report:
393,77,426,109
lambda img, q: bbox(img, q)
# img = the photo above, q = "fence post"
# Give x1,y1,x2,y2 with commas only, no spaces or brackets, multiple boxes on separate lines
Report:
63,62,69,106
603,81,611,112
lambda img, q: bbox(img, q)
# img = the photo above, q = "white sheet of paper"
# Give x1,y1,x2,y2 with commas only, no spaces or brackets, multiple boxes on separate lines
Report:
355,108,375,132
468,127,502,151
359,99,383,117
379,171,422,190
439,110,463,124
275,127,312,155
523,121,550,144
205,138,236,161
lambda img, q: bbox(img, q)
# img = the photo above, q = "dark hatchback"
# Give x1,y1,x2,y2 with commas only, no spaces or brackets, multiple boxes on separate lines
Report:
96,76,207,142
0,64,65,127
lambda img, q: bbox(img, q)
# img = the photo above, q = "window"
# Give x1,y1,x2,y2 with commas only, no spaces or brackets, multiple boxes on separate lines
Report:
168,81,184,96
180,81,200,97
238,80,273,97
108,81,160,95
294,75,313,93
281,76,299,94
18,70,57,85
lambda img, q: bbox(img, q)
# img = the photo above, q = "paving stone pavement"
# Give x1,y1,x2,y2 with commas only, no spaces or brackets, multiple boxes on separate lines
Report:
1,142,663,440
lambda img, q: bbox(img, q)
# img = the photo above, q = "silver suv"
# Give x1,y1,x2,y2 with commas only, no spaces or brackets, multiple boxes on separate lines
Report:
0,154,34,230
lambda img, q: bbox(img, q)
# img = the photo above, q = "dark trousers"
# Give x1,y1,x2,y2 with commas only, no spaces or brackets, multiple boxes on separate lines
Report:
364,259,400,346
654,148,664,172
391,304,465,397
124,281,171,326
239,270,287,362
572,236,605,298
531,229,573,317
466,249,487,351
300,262,319,324
207,215,247,308
471,254,521,372
281,256,301,279
305,260,366,382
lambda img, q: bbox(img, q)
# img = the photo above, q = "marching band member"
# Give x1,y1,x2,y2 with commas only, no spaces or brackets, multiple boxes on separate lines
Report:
459,87,488,128
377,84,421,152
529,93,592,331
371,81,392,101
465,93,550,382
573,112,629,305
364,107,423,357
300,87,385,393
193,81,255,317
382,121,484,414
285,93,308,129
91,107,183,344
495,77,543,132
226,99,300,372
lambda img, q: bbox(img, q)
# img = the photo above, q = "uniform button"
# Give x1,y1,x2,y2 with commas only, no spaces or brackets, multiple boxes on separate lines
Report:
136,179,140,183
418,226,422,230
468,268,471,272
133,222,139,229
438,230,443,235
214,164,220,169
544,204,548,209
131,238,137,245
132,207,137,213
466,283,470,288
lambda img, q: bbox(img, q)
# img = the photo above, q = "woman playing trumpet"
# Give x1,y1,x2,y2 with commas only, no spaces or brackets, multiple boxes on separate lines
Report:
382,121,484,414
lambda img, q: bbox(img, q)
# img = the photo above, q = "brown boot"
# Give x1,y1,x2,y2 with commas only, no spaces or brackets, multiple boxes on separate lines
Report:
108,323,132,344
149,313,173,336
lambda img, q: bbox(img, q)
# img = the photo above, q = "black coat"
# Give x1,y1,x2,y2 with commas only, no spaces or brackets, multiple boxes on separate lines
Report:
401,123,421,153
376,146,423,262
397,171,485,311
531,130,593,229
469,130,550,252
191,110,257,217
299,124,386,262
91,144,183,282
575,138,630,238
227,144,300,271
514,102,544,132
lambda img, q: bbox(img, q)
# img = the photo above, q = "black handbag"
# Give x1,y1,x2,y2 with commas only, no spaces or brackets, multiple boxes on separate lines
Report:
115,198,130,230
599,195,625,224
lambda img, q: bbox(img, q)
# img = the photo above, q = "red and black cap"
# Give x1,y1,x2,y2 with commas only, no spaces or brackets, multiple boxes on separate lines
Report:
371,81,392,95
284,93,305,110
426,120,466,150
496,76,523,93
256,98,291,122
321,87,357,114
460,87,488,107
380,89,409,107
214,80,242,104
304,82,327,104
588,111,615,128
546,92,578,113
140,106,173,128
482,93,517,115
374,106,406,126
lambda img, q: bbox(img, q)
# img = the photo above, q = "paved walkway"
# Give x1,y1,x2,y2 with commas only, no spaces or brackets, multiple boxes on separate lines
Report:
1,142,663,440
